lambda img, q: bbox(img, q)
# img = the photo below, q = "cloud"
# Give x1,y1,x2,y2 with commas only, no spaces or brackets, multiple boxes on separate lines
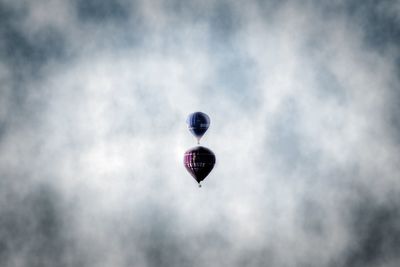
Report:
0,0,399,266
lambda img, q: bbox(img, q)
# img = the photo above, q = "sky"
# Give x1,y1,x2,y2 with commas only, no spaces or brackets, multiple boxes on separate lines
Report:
0,0,400,266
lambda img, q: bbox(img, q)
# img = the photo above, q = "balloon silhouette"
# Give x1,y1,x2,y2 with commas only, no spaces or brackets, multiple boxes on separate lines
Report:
184,146,216,187
187,112,210,144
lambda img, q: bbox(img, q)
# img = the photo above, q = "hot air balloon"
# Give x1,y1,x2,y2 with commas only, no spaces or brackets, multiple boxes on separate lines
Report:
187,112,210,144
184,146,216,187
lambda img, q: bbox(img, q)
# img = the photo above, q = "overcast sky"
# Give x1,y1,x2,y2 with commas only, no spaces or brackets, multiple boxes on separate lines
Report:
1,0,400,266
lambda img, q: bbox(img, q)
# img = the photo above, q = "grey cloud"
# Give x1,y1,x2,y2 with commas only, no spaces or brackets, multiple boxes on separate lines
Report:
75,0,132,23
0,3,65,75
0,183,73,267
343,194,400,267
343,0,400,52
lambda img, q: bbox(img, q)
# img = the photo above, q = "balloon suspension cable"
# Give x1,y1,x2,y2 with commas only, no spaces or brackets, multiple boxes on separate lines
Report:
197,138,200,145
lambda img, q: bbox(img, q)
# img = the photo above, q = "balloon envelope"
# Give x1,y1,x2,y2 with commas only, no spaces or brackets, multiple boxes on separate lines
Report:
187,112,210,141
184,146,216,185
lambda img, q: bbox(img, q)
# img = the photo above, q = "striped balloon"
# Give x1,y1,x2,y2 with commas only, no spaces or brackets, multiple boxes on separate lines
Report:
184,146,216,187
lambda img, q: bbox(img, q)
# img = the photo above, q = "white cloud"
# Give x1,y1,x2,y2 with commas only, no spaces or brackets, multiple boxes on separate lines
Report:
1,0,400,266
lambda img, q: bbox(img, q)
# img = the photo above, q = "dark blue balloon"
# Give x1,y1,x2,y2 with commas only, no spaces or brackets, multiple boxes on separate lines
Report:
187,112,210,143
